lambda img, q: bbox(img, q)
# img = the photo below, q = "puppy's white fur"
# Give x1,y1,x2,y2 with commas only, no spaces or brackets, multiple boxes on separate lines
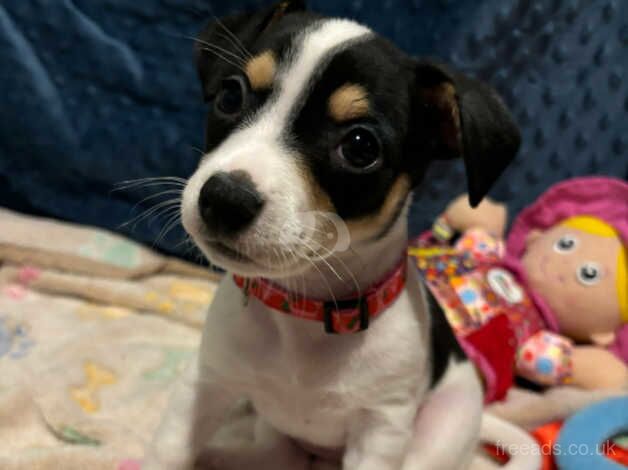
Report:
145,18,535,470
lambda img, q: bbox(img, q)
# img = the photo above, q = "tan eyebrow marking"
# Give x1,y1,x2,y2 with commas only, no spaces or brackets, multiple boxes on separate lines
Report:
245,51,277,90
328,83,370,122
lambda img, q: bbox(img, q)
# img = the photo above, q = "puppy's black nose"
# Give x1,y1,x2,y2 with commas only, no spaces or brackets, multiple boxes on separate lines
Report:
198,170,264,235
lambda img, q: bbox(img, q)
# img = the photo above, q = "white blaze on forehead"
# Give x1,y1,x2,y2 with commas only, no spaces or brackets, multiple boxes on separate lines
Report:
192,19,372,167
182,19,373,250
254,19,373,139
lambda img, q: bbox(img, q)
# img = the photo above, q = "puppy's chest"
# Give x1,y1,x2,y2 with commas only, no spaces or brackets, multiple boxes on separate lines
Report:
247,343,423,448
249,366,354,448
209,294,426,447
232,328,355,440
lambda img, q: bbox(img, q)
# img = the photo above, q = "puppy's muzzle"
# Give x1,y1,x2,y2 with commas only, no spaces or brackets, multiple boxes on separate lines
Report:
198,170,265,236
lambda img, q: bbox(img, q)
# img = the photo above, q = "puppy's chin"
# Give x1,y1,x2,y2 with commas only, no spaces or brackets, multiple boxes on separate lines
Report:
194,238,315,279
182,204,350,278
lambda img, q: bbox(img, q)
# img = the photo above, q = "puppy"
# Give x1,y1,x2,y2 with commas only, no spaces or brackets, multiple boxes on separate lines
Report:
145,2,523,469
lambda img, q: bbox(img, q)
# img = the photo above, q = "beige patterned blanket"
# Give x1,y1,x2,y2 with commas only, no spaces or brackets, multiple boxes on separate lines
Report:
0,208,217,470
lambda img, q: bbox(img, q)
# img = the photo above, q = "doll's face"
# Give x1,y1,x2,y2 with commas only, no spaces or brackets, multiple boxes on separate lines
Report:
522,225,622,342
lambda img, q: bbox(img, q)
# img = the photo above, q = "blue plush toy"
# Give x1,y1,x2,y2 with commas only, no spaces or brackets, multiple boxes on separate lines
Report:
556,397,628,470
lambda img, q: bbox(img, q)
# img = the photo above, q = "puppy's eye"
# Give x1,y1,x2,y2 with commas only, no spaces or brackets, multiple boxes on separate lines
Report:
554,235,577,253
577,262,601,286
215,76,248,118
336,126,381,170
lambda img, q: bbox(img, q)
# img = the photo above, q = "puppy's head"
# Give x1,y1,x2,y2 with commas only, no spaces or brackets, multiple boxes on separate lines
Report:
182,1,520,277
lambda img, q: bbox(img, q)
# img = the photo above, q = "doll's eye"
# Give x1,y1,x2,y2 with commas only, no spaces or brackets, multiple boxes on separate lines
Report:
554,235,578,253
577,262,601,286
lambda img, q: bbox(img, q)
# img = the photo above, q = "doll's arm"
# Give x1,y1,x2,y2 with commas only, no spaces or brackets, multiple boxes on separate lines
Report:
570,346,628,390
516,332,628,390
516,331,574,386
441,194,508,238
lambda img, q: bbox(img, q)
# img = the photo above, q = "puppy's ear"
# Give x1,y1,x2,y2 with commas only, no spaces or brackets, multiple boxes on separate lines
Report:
196,1,307,100
411,60,520,207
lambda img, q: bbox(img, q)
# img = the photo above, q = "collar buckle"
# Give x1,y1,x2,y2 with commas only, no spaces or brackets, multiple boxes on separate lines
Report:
323,297,370,334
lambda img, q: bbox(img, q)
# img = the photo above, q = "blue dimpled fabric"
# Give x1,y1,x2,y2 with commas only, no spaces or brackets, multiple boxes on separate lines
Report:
0,0,626,257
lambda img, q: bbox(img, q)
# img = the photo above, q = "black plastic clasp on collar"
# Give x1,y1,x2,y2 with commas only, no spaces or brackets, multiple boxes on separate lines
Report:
323,297,369,334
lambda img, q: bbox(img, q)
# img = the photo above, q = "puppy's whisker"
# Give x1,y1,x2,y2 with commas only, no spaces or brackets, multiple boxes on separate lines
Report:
148,205,181,233
202,3,250,58
190,146,205,156
130,189,184,213
280,247,296,293
175,234,193,249
214,31,247,58
198,41,247,65
213,16,253,59
290,247,307,300
120,199,181,231
215,30,253,61
290,246,301,295
113,176,186,190
115,182,186,194
193,35,248,66
308,242,361,297
186,35,248,65
200,46,246,72
303,253,339,313
330,254,360,295
290,225,360,296
296,231,358,285
153,211,183,247
122,205,179,234
115,176,187,184
297,237,344,284
281,246,301,295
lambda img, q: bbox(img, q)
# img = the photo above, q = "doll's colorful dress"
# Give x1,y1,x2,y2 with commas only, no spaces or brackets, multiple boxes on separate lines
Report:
409,228,573,402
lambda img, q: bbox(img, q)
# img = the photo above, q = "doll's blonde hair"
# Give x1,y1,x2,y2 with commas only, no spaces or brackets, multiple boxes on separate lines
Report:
560,216,627,323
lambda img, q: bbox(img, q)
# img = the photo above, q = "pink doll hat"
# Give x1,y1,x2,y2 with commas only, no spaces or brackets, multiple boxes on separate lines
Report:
504,176,628,360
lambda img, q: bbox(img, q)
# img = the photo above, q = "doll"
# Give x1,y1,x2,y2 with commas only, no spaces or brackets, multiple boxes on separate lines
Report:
410,177,628,401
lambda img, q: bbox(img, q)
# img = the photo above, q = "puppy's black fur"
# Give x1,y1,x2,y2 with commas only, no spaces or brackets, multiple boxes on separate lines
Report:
427,289,466,386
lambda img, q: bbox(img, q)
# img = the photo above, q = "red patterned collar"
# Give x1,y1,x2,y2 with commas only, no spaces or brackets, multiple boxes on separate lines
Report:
233,256,408,334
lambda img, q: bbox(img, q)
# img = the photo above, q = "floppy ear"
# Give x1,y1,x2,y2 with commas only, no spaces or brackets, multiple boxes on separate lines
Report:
196,1,307,100
412,60,521,207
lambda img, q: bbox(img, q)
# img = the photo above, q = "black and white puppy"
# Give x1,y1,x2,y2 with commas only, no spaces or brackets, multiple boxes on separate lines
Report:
145,2,529,469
